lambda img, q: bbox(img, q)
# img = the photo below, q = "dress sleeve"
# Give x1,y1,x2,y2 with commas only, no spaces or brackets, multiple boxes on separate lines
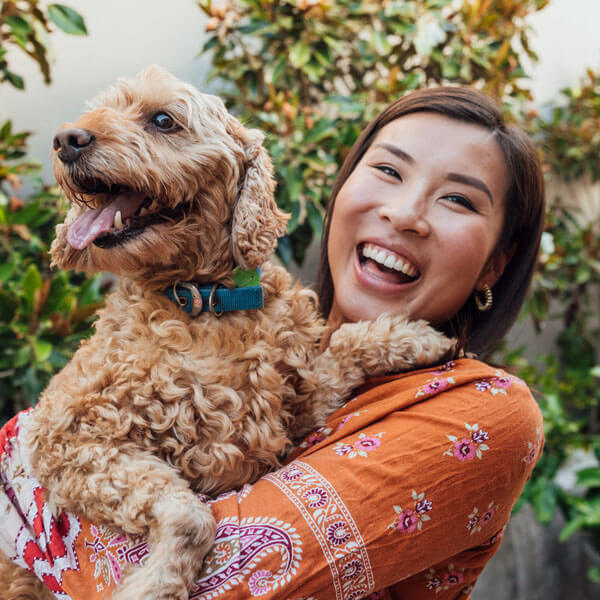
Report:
1,365,543,600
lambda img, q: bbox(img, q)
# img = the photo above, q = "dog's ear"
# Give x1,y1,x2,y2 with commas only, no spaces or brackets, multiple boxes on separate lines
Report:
229,125,289,269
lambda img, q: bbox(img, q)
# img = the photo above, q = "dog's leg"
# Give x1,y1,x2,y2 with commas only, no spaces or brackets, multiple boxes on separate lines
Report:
292,315,455,434
113,487,214,600
35,450,214,600
0,552,54,600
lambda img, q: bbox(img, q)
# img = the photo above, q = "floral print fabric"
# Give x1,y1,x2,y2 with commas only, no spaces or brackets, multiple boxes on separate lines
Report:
0,359,543,599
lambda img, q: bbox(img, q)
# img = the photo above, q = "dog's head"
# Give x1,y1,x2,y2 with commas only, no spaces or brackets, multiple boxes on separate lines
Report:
50,65,288,287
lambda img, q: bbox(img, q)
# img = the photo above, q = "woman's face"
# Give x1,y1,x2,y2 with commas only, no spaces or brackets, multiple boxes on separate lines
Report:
327,112,510,328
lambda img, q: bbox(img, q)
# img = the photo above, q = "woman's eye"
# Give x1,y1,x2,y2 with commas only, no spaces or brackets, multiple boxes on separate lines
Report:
151,112,176,131
444,194,477,212
375,165,401,180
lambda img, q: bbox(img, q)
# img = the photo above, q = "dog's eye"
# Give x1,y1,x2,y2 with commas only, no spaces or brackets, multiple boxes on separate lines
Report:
151,112,176,131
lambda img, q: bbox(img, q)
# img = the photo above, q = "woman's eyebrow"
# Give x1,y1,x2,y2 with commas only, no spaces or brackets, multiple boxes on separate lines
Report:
446,172,493,204
373,143,415,165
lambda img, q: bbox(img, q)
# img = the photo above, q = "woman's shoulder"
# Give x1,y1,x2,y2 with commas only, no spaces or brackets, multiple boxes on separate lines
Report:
400,357,543,450
349,357,540,421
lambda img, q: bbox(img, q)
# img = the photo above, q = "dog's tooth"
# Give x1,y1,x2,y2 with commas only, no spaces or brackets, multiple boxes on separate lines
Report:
114,210,123,230
140,207,148,216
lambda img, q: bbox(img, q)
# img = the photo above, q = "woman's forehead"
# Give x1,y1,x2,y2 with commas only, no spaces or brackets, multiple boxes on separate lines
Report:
373,112,499,152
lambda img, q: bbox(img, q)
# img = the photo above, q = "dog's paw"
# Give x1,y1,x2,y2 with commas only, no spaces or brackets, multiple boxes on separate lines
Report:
334,314,456,376
384,314,456,370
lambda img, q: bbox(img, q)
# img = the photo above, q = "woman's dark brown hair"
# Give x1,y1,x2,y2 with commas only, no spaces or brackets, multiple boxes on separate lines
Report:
316,86,545,357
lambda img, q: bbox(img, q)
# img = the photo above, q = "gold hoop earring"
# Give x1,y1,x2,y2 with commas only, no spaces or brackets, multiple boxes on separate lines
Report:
475,284,493,312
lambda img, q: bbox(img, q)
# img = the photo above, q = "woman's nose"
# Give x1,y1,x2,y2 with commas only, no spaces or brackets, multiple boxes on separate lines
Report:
377,194,431,236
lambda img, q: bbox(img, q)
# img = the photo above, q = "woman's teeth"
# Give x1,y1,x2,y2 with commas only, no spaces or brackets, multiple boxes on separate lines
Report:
362,243,419,277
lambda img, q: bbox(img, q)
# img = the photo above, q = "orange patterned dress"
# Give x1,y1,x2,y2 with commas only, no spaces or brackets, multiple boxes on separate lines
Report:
0,359,543,599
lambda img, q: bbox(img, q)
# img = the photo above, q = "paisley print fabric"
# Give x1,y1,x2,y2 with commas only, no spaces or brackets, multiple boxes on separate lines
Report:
0,359,544,599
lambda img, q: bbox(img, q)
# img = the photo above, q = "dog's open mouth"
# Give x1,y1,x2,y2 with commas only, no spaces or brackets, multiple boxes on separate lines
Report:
66,180,189,250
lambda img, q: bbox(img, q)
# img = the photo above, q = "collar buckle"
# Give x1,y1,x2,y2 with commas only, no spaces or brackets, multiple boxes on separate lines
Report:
171,281,203,317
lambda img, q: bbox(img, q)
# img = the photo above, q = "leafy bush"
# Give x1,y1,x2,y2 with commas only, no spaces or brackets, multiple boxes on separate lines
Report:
0,1,95,425
536,68,600,182
0,164,105,422
198,0,549,264
511,69,600,581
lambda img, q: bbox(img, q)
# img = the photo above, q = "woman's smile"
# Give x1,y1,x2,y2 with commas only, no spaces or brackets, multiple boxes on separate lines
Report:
356,242,420,289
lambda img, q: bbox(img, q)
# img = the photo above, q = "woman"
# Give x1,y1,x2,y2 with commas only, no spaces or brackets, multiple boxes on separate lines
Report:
0,87,544,599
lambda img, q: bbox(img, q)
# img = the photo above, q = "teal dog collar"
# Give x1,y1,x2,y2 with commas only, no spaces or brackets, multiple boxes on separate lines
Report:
164,269,263,317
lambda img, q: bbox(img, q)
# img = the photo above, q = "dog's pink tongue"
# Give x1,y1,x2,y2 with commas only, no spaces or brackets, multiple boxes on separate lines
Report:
67,192,146,249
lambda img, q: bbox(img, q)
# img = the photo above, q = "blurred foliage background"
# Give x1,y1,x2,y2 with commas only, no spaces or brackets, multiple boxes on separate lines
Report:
0,1,103,420
1,0,599,584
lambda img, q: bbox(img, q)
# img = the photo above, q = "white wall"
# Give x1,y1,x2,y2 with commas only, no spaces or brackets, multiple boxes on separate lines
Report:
527,0,600,105
1,0,598,181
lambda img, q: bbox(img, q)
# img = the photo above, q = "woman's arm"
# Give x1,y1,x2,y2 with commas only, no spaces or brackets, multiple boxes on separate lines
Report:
1,360,543,599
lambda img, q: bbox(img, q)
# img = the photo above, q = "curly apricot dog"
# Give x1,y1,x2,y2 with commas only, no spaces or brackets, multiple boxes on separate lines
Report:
0,66,452,599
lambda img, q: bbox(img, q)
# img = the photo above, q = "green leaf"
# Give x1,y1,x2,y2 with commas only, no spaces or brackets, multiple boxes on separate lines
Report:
306,202,323,237
19,365,45,404
0,258,17,283
33,339,52,362
276,235,293,266
0,120,12,138
531,481,558,524
303,118,334,145
588,566,600,584
575,467,600,488
201,36,219,53
6,15,32,38
289,41,311,68
3,69,25,90
287,201,301,234
238,20,270,35
559,516,585,541
22,264,43,310
271,55,286,84
78,276,102,306
372,31,391,55
12,345,32,369
303,61,323,83
48,4,88,35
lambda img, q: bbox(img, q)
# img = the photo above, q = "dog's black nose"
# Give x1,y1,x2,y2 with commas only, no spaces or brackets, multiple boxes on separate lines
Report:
53,128,94,163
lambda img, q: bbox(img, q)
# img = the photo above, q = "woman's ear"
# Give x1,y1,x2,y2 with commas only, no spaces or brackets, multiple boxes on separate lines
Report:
475,244,515,291
229,125,289,269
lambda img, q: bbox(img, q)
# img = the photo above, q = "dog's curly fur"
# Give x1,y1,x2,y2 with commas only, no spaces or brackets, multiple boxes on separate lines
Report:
0,66,453,599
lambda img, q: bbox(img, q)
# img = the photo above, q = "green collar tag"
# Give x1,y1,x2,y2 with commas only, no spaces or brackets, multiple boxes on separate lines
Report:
232,267,260,288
